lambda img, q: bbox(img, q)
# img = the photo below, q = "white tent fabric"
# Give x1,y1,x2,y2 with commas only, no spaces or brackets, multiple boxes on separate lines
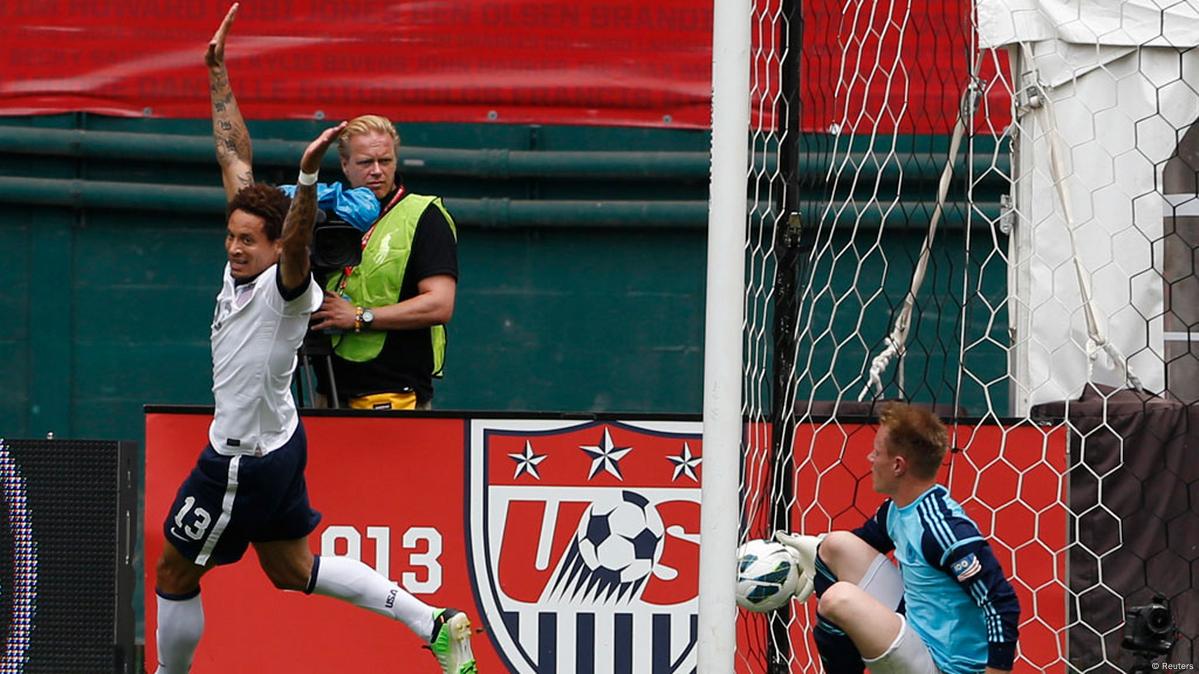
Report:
978,0,1199,50
975,1,1199,409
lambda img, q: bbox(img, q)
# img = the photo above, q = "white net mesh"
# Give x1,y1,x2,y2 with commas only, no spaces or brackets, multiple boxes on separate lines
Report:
734,1,1198,672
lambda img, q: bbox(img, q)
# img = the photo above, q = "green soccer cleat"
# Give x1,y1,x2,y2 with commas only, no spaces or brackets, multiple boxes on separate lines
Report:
429,608,477,673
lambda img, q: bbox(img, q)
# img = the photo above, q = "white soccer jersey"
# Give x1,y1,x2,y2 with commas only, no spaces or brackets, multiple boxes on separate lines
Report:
208,263,321,456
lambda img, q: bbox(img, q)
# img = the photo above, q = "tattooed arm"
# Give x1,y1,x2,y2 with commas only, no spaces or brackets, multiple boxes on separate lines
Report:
206,3,253,202
279,122,347,290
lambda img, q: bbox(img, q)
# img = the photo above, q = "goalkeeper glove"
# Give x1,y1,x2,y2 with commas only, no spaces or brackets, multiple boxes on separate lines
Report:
774,530,825,602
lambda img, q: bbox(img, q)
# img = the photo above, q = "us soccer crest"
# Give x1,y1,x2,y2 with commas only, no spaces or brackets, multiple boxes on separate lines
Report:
468,419,702,674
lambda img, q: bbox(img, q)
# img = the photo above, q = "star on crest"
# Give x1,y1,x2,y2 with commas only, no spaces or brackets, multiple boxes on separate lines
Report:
508,441,548,480
667,442,702,482
579,428,633,480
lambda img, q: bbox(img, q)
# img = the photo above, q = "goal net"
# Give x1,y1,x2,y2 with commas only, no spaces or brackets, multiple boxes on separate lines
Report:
732,1,1198,672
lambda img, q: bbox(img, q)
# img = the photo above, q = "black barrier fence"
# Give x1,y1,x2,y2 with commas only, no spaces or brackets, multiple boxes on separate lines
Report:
1034,386,1199,672
0,438,137,674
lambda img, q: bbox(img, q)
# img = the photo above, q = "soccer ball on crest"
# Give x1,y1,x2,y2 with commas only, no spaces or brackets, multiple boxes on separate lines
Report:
577,490,665,584
735,538,801,612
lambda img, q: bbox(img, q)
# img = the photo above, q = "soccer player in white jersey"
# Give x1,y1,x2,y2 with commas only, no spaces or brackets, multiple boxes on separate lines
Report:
777,403,1019,674
151,122,478,671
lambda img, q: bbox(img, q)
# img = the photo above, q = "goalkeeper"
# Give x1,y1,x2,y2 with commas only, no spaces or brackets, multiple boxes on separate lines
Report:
776,403,1019,674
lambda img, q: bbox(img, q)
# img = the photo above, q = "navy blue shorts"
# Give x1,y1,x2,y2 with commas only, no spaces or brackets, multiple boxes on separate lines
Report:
163,422,322,566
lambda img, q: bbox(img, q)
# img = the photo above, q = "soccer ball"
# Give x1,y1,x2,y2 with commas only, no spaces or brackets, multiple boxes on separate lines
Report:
576,490,665,583
736,538,801,612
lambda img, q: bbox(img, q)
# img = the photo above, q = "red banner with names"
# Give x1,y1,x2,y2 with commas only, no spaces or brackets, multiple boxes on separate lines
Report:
2,0,1008,132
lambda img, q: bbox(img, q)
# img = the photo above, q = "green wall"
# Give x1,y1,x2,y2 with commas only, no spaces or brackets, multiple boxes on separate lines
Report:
0,114,1009,448
3,210,710,440
0,114,713,447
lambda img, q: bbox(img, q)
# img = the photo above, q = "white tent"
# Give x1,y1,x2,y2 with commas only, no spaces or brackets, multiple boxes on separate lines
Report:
978,0,1199,409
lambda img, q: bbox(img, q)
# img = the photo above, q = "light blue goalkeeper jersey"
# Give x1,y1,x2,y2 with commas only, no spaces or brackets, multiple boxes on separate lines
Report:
852,485,1020,674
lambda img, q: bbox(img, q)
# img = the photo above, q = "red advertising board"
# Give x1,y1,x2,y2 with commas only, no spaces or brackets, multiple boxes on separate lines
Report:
145,412,705,672
2,1,1008,133
146,412,493,671
146,411,1063,672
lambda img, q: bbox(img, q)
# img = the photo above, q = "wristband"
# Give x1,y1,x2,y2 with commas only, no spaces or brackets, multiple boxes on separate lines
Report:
297,169,319,186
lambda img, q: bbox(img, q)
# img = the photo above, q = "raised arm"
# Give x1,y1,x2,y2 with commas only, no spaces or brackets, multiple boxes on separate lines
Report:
206,3,253,202
279,122,348,291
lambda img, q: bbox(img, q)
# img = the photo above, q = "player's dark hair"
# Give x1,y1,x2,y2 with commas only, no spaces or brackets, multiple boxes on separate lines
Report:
878,402,947,479
226,184,290,241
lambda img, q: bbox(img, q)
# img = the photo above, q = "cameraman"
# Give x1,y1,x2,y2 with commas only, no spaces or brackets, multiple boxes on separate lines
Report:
307,114,458,411
208,5,458,411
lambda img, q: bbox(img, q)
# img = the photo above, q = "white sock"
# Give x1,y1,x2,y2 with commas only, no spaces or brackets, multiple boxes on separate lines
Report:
154,590,204,674
310,555,436,640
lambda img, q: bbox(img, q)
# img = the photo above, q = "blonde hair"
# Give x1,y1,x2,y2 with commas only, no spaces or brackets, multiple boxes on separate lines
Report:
337,115,400,159
878,402,948,479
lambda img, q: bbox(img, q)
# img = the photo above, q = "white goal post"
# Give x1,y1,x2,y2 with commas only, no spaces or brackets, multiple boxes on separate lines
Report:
697,0,752,669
